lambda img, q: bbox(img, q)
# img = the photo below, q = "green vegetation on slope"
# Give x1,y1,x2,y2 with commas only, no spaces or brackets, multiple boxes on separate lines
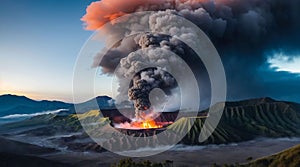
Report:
2,98,300,147
214,144,300,167
242,144,300,167
168,100,300,145
0,110,111,137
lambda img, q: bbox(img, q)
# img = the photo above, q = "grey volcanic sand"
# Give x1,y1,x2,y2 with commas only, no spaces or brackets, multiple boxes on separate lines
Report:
0,137,58,155
0,137,69,167
43,138,300,167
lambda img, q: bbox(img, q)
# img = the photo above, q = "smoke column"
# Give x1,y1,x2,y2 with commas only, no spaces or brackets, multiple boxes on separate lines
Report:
82,0,300,109
128,67,177,119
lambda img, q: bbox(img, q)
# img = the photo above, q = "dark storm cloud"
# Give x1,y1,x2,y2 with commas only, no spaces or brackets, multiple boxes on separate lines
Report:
83,0,300,103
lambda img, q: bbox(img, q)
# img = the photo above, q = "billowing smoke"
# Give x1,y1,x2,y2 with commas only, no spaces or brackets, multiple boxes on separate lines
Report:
128,67,178,118
82,0,300,108
114,33,208,112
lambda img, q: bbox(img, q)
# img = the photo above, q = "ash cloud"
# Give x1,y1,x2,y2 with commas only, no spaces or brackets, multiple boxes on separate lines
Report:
128,67,178,118
114,34,210,110
82,0,300,105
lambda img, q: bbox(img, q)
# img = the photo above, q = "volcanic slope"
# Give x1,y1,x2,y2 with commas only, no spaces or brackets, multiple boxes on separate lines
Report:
238,144,300,167
2,97,300,152
169,97,300,145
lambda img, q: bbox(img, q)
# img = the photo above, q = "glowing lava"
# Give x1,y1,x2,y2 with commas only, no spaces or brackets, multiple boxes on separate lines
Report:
115,116,173,130
131,119,163,129
114,108,173,130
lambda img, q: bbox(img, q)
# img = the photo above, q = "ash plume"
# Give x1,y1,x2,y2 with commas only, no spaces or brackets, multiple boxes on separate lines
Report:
82,0,300,106
114,34,210,110
128,67,178,118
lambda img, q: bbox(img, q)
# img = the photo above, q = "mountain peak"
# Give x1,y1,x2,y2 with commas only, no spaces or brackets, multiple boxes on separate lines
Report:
259,97,276,103
225,97,278,107
95,96,112,100
0,94,30,99
0,94,71,117
0,94,33,103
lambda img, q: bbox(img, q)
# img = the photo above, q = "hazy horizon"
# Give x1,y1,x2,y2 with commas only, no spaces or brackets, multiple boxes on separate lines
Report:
1,93,300,105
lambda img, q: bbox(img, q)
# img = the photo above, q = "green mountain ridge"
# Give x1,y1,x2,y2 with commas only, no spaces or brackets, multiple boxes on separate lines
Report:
1,97,300,152
176,98,300,145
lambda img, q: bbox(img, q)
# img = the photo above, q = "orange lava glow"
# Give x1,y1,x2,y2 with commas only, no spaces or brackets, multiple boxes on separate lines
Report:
131,119,163,129
116,118,173,130
142,119,163,129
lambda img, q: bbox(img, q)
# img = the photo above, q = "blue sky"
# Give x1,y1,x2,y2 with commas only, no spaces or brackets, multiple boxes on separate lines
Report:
0,0,98,102
0,0,299,103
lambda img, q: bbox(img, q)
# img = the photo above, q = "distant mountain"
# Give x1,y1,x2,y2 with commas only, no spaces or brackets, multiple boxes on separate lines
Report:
0,94,117,118
0,94,72,117
69,96,116,114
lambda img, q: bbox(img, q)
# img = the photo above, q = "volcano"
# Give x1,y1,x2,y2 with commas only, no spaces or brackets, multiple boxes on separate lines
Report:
113,110,174,131
115,119,173,130
100,108,178,131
